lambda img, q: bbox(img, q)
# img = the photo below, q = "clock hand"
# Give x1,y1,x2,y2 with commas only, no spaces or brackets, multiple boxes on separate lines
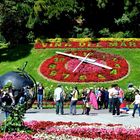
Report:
56,51,96,63
73,53,90,72
56,51,112,70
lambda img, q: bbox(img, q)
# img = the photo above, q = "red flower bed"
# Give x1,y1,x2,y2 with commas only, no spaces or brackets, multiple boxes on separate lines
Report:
23,121,140,140
39,50,129,83
0,132,35,140
1,121,140,140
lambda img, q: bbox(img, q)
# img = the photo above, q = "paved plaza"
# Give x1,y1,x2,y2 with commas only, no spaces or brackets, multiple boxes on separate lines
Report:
0,108,140,128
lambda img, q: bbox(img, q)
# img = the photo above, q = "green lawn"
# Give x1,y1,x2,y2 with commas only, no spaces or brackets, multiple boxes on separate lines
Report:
0,44,140,95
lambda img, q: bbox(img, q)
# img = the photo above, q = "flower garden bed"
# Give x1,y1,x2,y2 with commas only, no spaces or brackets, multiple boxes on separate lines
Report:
34,38,140,49
39,50,129,83
1,121,140,140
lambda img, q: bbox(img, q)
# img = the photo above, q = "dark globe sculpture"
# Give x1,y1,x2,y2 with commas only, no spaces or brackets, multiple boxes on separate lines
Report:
0,62,37,112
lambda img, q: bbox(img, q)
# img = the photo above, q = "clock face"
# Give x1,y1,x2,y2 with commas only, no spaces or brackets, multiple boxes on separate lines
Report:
39,50,129,83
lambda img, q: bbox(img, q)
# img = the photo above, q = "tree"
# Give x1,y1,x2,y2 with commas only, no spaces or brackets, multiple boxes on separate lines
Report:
0,0,33,47
81,0,140,37
114,0,140,37
0,0,82,46
28,0,82,38
0,0,139,44
31,0,80,24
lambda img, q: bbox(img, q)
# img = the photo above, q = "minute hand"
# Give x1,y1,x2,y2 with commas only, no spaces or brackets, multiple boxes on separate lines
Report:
56,51,112,70
79,58,112,70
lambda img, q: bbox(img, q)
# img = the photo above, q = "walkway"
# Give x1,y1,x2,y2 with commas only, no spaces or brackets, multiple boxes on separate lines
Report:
0,108,139,128
23,108,140,128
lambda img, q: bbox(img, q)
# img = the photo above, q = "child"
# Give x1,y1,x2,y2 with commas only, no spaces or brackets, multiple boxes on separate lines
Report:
120,100,129,114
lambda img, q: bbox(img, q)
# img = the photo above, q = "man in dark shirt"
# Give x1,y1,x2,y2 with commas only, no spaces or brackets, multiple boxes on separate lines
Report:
37,83,44,109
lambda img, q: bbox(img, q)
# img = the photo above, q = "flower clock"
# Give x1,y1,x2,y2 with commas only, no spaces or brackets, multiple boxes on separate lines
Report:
39,50,129,83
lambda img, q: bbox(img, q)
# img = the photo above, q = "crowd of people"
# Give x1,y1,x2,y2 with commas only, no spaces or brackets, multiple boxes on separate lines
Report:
52,83,140,117
0,82,140,119
0,82,34,119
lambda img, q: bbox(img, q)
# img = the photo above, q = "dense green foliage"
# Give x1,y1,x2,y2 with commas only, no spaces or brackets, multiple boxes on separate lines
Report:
0,0,139,47
0,104,32,133
0,0,32,47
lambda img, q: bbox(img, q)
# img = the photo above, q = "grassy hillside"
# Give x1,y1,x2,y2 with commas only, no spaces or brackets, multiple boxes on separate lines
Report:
0,44,140,92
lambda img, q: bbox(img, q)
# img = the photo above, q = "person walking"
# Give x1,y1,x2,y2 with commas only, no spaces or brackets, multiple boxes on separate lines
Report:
54,84,65,115
70,86,79,115
132,90,140,118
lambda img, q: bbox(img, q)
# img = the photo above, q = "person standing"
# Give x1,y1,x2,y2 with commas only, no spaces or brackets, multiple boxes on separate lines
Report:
70,86,79,115
110,84,120,116
132,90,140,117
88,88,98,110
81,88,88,114
100,87,105,109
54,84,65,115
85,96,91,115
1,83,15,119
37,83,44,109
108,86,114,112
84,88,98,115
118,86,124,104
95,87,102,109
104,88,109,109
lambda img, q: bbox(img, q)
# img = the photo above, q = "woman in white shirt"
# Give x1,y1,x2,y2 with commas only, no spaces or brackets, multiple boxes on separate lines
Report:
132,90,140,117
